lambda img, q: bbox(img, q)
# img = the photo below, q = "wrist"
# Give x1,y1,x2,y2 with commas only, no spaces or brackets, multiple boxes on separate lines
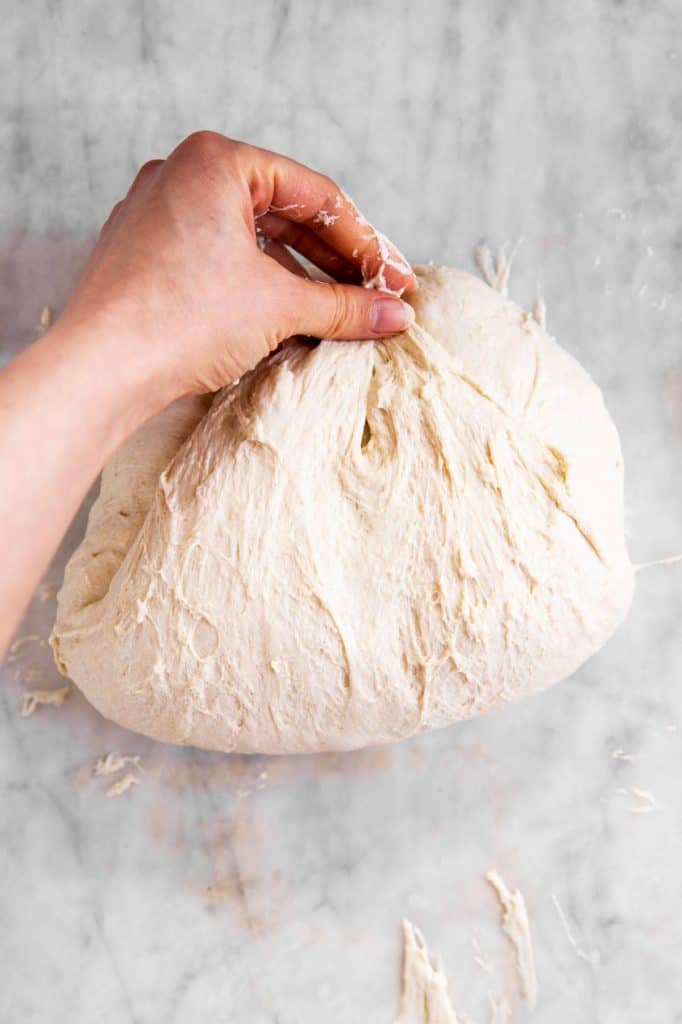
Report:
46,312,178,445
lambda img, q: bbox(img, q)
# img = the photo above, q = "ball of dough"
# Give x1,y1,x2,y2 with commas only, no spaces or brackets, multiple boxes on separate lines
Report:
51,266,633,753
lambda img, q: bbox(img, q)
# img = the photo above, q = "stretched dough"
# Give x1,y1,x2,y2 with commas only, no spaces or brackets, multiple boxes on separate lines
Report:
51,266,633,753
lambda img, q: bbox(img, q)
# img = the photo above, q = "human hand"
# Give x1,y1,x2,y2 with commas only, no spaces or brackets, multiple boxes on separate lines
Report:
58,131,417,406
0,132,418,653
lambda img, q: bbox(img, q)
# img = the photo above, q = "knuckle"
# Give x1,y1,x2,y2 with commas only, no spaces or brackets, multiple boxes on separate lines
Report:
131,159,161,188
138,158,161,176
181,130,229,165
319,172,339,196
325,285,352,336
225,138,249,161
320,175,342,213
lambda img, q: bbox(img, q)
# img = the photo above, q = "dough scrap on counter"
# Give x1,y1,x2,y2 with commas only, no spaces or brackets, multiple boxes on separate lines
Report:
8,633,43,663
94,752,142,776
474,242,521,298
51,266,632,754
21,686,70,717
396,920,470,1024
487,995,512,1023
105,773,140,798
9,633,40,655
485,870,537,1010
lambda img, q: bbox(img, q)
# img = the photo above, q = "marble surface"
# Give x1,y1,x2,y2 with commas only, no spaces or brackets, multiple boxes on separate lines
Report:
1,2,682,1021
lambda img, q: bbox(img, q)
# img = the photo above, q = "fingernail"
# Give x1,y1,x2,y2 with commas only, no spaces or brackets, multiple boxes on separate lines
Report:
371,298,415,334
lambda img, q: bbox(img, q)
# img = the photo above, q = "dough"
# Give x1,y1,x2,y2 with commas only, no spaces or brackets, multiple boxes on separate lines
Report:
396,920,464,1023
51,266,633,754
485,870,537,1009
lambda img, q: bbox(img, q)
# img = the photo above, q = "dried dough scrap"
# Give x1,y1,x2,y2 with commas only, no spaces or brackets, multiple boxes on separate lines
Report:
486,870,537,1009
51,266,633,753
396,920,466,1024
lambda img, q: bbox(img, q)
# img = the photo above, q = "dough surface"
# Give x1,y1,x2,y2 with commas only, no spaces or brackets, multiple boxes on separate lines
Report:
52,266,633,753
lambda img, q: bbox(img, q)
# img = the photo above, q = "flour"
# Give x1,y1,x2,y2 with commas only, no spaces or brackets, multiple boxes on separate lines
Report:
313,209,339,228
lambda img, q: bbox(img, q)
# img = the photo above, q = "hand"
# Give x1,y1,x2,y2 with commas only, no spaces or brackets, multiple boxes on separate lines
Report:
0,132,417,654
60,131,417,403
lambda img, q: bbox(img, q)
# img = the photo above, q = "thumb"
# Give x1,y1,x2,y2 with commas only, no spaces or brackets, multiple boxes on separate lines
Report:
284,277,415,341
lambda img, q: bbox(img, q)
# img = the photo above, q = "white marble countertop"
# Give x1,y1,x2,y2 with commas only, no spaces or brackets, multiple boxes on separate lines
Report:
1,2,681,1021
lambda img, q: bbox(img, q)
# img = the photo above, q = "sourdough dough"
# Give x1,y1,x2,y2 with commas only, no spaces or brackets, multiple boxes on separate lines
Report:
51,266,633,754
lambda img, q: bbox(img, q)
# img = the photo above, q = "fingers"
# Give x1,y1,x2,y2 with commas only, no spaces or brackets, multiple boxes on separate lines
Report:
126,159,164,200
256,212,360,283
231,141,416,294
165,133,415,294
281,274,415,341
266,176,414,296
260,238,309,279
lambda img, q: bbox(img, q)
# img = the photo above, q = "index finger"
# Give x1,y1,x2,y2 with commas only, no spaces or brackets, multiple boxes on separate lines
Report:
238,142,417,296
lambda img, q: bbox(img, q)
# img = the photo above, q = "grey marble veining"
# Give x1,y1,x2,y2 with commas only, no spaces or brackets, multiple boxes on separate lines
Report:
1,2,681,1021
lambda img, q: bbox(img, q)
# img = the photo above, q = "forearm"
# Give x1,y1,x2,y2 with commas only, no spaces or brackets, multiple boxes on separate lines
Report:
0,321,161,653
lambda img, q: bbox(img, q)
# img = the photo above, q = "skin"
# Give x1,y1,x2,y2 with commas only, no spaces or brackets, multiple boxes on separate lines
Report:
0,132,416,656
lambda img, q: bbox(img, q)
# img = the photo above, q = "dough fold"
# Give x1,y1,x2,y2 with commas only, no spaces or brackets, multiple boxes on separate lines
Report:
52,267,633,753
